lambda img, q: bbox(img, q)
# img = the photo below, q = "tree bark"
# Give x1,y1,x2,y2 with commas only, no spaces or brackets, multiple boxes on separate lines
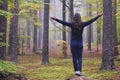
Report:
27,20,31,50
33,10,38,53
100,0,115,70
9,0,19,62
96,2,99,52
42,0,50,64
38,9,42,50
62,0,67,58
87,3,92,51
0,0,8,60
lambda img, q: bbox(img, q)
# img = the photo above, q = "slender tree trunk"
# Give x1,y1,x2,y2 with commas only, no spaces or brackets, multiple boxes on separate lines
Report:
38,9,42,50
98,16,102,44
112,0,119,56
38,26,42,50
53,0,56,40
62,0,67,58
0,0,8,60
21,30,25,55
96,2,101,52
27,20,31,50
96,2,102,45
70,0,74,20
100,0,115,70
87,3,92,51
33,10,38,53
9,0,19,62
96,2,99,52
68,0,74,44
42,0,49,64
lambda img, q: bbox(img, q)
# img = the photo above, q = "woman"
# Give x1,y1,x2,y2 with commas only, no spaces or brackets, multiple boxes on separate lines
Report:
50,13,103,76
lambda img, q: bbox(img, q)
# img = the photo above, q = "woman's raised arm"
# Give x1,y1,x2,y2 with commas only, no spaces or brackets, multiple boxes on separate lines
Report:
50,16,72,27
82,13,103,27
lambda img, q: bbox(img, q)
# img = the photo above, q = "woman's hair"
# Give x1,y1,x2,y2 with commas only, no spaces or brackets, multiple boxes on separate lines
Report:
72,13,82,34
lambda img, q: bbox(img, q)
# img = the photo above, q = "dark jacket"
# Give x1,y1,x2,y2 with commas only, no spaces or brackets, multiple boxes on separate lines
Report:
55,16,100,47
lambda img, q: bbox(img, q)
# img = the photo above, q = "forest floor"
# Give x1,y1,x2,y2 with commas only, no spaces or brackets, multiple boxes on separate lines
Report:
16,44,120,80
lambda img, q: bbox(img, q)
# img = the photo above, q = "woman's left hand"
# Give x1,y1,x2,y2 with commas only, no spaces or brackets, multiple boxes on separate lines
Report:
50,16,56,20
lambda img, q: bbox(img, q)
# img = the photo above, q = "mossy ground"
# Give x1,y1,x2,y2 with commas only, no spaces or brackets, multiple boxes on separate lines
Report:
17,53,120,80
1,45,119,80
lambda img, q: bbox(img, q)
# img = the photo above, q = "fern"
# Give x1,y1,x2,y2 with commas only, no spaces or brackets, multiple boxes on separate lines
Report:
0,59,17,73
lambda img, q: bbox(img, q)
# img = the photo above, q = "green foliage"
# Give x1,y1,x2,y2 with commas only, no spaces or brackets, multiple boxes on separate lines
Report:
19,0,43,15
0,33,4,37
8,0,14,3
117,0,120,16
0,42,6,47
116,11,120,16
34,22,42,26
18,0,43,30
0,59,17,73
0,0,22,18
0,0,3,3
0,9,12,18
117,17,120,42
0,33,6,47
0,33,9,47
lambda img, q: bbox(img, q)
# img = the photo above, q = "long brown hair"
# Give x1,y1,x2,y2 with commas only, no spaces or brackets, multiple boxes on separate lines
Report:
72,13,82,34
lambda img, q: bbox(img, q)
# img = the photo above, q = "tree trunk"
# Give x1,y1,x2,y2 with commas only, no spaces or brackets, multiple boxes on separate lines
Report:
0,0,8,60
38,26,42,50
27,20,31,50
9,0,19,62
21,30,25,55
33,10,38,53
62,0,67,58
96,2,99,52
96,2,101,52
38,9,43,50
42,0,50,64
87,3,92,51
112,0,119,56
100,0,115,70
69,0,74,20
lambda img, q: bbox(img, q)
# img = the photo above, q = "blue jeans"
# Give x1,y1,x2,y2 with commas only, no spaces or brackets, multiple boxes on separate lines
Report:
71,45,83,72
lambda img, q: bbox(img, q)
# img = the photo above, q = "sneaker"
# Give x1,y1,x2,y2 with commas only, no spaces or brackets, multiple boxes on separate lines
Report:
75,71,82,76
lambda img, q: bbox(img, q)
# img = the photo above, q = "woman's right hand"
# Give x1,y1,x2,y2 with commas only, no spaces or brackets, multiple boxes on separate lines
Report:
50,16,56,20
98,13,103,17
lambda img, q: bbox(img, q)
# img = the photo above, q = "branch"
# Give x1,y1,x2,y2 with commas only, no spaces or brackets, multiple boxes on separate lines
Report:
59,0,71,10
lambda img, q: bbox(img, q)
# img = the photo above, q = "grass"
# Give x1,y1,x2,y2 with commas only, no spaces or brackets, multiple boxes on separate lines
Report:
17,54,120,80
18,57,73,80
26,66,73,80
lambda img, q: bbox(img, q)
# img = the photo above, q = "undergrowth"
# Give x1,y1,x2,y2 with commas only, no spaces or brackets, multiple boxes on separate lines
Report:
0,59,17,73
